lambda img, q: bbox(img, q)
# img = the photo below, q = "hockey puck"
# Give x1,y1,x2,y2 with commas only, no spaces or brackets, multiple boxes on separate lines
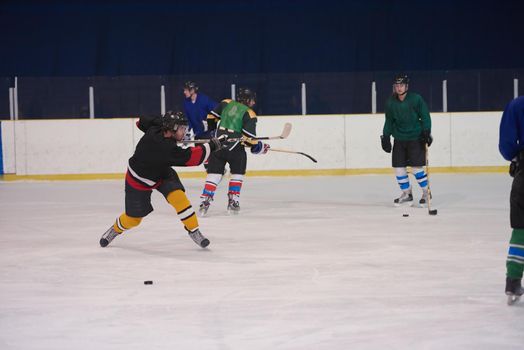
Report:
144,280,153,285
402,213,409,217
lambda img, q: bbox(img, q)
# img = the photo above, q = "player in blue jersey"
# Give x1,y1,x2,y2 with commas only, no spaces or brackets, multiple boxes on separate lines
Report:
183,81,218,140
499,96,524,305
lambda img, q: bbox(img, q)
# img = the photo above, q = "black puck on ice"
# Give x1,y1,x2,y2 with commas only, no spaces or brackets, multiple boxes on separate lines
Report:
403,213,409,217
144,280,153,285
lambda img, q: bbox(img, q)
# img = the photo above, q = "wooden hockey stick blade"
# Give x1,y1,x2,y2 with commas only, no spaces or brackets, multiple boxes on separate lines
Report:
269,148,317,163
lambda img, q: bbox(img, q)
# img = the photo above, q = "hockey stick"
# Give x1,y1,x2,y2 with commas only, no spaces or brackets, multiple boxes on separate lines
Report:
425,144,438,215
180,123,292,144
269,148,318,163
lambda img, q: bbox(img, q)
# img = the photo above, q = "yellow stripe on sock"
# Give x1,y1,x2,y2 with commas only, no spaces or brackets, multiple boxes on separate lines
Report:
113,213,142,233
167,190,199,232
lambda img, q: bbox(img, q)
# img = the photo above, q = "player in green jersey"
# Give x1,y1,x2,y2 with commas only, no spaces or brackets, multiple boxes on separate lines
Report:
199,88,270,216
380,74,433,207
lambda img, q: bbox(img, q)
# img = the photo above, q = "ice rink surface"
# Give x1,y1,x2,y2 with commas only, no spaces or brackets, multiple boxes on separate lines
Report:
0,173,523,349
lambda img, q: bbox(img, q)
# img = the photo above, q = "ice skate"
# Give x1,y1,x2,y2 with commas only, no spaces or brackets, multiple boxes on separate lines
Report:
100,226,120,247
188,228,210,248
394,190,413,206
227,194,241,215
505,277,523,305
198,196,213,217
418,189,432,208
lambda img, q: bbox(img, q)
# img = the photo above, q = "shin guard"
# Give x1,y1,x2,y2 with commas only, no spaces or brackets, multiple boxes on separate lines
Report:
167,189,199,232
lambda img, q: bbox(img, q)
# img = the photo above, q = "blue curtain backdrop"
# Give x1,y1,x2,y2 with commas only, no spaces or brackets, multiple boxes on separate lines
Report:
1,0,523,77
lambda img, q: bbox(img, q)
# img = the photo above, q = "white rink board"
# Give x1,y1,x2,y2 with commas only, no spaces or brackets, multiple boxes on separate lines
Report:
0,112,508,175
450,112,505,166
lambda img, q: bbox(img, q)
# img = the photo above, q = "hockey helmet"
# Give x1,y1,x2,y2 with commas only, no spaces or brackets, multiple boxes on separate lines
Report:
237,87,256,105
162,111,188,132
393,74,410,85
183,81,199,92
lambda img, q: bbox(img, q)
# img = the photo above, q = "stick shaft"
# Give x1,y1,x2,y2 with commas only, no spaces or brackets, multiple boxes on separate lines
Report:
179,123,292,144
425,144,437,214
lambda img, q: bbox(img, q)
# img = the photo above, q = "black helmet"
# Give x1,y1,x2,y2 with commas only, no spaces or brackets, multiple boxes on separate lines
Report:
162,111,188,132
393,74,410,85
183,81,199,92
237,87,256,105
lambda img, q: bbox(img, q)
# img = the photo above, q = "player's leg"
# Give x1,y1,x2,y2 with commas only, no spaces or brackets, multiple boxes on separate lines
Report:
199,150,227,216
100,182,151,247
226,147,247,214
392,140,412,205
408,140,429,206
159,171,209,248
506,170,524,304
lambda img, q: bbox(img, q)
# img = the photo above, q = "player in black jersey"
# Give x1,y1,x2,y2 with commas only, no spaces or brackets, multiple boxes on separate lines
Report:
99,111,223,249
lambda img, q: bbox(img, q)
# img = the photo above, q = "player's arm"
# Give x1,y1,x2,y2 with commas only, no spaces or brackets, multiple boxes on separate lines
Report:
417,96,432,132
499,104,519,161
168,138,224,167
380,99,393,153
240,109,270,154
206,96,218,114
136,115,162,132
382,99,393,137
207,99,229,132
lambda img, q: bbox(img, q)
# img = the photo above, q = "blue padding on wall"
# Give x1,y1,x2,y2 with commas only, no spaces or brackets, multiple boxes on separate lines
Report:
0,122,4,175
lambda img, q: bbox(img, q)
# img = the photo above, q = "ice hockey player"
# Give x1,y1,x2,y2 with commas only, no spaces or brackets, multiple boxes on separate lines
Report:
198,87,270,216
183,81,217,140
380,74,433,206
99,111,223,249
499,96,524,305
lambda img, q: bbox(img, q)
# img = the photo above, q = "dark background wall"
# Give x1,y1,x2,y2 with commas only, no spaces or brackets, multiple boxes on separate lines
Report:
1,0,523,77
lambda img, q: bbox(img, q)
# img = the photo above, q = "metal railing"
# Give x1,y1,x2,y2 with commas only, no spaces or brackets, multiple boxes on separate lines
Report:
1,69,523,120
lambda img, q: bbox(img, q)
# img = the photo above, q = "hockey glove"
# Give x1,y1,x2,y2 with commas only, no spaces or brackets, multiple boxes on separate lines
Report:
209,137,223,152
251,141,270,155
420,130,433,147
380,135,392,153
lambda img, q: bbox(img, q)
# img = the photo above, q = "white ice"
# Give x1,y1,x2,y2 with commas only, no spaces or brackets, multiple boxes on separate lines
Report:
0,174,523,350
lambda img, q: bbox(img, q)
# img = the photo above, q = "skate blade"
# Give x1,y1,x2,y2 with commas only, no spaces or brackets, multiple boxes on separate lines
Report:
394,201,413,207
227,209,240,215
198,209,208,217
507,294,521,305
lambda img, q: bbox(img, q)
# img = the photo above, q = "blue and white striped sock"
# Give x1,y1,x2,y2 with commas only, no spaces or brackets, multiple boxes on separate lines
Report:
412,167,428,190
394,167,411,192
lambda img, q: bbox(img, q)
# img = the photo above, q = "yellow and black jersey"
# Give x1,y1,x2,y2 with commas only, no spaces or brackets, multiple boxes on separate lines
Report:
207,99,257,150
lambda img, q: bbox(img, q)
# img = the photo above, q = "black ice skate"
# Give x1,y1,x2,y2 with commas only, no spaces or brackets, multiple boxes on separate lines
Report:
418,189,432,207
188,228,210,248
100,226,120,247
227,194,240,214
505,277,524,305
394,191,413,206
198,196,213,217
